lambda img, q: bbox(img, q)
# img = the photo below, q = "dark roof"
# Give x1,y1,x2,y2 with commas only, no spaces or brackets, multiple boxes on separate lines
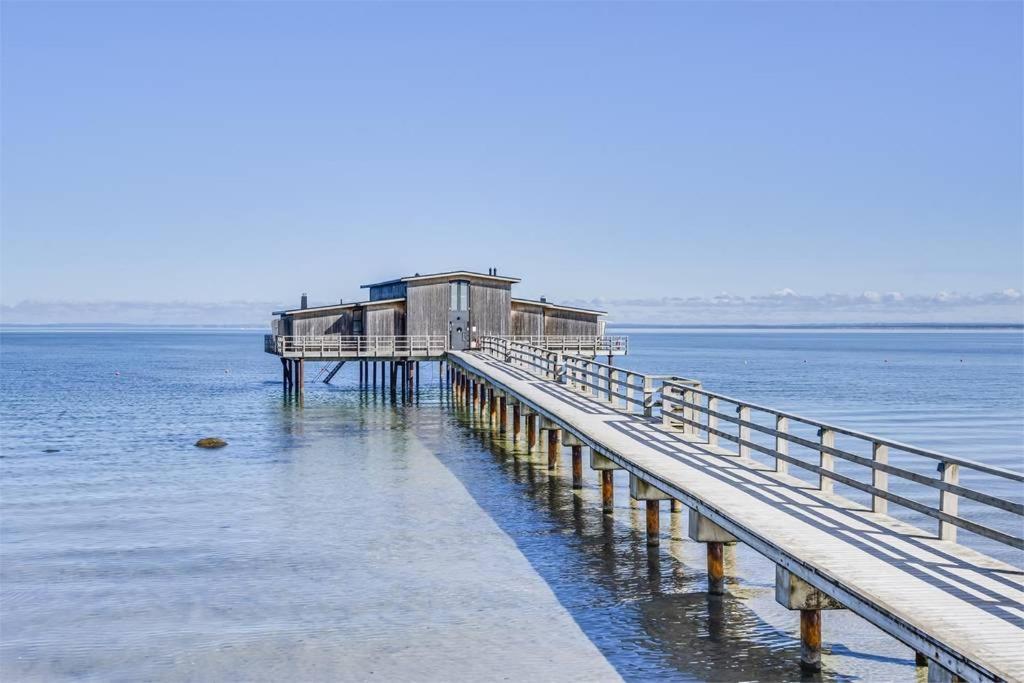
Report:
361,270,520,289
511,298,607,316
273,297,405,316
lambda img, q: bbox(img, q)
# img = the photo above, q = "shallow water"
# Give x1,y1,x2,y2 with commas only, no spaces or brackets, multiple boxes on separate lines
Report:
1,329,1021,681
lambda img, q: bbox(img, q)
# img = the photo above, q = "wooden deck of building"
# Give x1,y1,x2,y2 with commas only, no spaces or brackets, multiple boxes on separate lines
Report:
446,340,1024,683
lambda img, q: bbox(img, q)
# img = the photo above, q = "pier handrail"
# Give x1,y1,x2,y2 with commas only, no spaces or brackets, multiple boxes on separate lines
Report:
659,379,1024,550
497,335,628,355
266,334,447,357
481,338,695,416
481,337,561,379
562,353,700,416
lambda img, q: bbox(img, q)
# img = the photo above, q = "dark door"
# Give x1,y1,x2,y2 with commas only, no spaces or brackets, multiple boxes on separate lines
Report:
448,280,470,350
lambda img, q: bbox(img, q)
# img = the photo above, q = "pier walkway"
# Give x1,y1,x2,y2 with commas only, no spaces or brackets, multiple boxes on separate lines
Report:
447,339,1024,683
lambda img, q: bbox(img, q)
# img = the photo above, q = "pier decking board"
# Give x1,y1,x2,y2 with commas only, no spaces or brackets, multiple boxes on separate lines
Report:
449,351,1024,683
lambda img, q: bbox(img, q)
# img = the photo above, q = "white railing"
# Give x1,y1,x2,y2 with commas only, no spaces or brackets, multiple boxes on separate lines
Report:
478,335,1024,551
498,335,628,355
659,380,1024,550
481,337,561,379
480,337,696,415
563,354,699,416
265,335,447,358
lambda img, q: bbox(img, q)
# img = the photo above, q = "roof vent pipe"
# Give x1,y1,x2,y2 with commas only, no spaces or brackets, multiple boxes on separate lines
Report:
540,295,546,303
301,293,308,309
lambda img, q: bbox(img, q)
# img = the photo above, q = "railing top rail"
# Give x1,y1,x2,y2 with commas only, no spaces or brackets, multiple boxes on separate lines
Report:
661,378,1024,482
564,354,700,386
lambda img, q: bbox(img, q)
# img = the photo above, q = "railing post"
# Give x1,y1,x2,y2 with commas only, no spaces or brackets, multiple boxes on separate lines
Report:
775,415,789,474
662,384,676,428
707,396,719,447
938,461,959,541
871,441,888,514
682,387,695,435
643,375,654,417
818,428,835,494
737,405,751,458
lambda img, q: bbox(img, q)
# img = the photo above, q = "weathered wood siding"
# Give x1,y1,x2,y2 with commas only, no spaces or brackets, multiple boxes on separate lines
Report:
285,310,353,336
406,281,449,337
365,303,405,336
470,280,510,337
544,309,600,336
510,302,544,336
369,283,407,301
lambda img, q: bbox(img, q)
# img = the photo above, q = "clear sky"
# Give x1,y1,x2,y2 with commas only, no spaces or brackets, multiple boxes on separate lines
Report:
2,1,1021,323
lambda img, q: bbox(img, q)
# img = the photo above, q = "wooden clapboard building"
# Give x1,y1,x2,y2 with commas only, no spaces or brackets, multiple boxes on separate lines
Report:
269,269,612,355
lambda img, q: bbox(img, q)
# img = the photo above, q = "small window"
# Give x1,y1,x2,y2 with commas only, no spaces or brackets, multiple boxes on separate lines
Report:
450,280,470,311
353,309,364,335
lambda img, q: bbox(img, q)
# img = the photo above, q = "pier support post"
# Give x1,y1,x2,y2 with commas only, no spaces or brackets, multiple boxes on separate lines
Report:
471,380,478,408
591,451,621,514
688,511,737,594
296,360,304,395
512,404,521,441
281,358,289,391
526,413,537,450
630,475,671,547
572,446,582,488
775,566,844,672
546,425,561,471
800,609,821,673
489,388,497,424
499,396,508,433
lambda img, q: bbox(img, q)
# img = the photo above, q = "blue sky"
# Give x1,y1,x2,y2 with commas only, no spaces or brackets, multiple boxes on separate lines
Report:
1,1,1021,323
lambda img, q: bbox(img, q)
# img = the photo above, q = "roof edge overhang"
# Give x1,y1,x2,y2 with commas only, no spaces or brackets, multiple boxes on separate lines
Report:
512,298,607,316
274,297,406,316
361,270,520,289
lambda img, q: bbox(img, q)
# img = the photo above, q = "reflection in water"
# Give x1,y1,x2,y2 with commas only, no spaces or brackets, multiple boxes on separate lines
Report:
435,399,863,682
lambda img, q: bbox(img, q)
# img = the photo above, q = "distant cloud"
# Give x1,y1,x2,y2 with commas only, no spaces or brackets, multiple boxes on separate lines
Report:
0,300,288,326
1,289,1021,325
564,288,1024,324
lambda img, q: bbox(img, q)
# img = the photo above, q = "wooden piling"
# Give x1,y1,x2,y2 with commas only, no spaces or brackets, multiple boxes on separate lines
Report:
601,470,614,514
489,388,497,422
646,500,660,547
547,428,560,470
527,414,536,450
512,405,521,441
571,445,583,489
800,609,822,672
707,542,725,595
499,396,508,432
281,358,289,390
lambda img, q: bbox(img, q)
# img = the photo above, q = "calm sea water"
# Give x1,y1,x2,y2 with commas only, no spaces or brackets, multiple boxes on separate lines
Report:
2,328,1022,681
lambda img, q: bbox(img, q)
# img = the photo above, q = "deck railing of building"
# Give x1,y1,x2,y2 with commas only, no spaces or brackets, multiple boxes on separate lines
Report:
479,336,1024,552
658,379,1024,550
266,334,447,357
497,335,627,355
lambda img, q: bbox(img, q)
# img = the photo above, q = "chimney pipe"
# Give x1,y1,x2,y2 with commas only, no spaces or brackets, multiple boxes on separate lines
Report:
540,295,546,303
301,293,308,309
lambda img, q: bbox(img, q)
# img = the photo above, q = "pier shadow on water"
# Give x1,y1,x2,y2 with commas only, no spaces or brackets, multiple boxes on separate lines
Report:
417,394,863,682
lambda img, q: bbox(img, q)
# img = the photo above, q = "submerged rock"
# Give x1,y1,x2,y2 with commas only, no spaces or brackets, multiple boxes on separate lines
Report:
194,437,227,449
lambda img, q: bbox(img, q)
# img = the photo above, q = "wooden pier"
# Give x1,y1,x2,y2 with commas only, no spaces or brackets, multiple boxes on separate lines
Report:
444,338,1024,683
